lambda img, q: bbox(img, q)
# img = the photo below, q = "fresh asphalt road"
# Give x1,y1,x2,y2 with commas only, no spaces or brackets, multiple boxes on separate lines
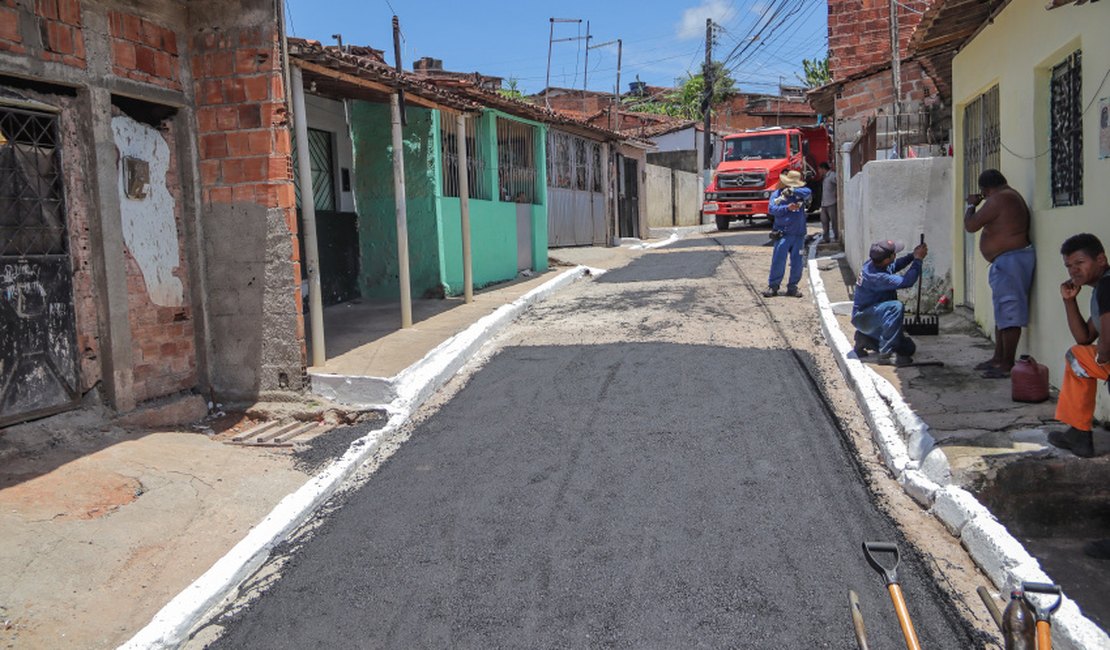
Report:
209,236,977,648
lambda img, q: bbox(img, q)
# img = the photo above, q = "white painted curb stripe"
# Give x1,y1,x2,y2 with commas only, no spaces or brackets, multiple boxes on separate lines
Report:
806,244,1110,649
120,265,603,650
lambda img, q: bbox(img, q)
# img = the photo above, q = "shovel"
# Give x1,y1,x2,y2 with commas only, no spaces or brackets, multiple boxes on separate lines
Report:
904,234,939,336
863,541,922,650
1022,582,1063,650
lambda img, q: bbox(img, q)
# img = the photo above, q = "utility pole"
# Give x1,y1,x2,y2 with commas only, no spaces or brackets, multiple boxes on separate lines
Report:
583,21,592,92
391,15,412,328
702,18,713,174
588,38,622,130
544,18,584,109
889,0,901,156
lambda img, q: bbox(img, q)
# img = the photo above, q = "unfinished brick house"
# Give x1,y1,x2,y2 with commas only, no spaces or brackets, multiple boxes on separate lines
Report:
0,0,303,426
810,0,945,162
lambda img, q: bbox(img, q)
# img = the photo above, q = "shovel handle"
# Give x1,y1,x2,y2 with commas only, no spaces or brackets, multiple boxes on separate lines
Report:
1022,581,1062,621
1037,620,1052,650
862,541,901,585
888,584,923,650
848,589,870,650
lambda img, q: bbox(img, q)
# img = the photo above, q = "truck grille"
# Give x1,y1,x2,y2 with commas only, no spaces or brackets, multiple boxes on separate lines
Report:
717,171,766,189
717,191,765,201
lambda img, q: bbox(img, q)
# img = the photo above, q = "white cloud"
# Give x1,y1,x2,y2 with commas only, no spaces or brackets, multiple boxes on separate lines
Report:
676,0,738,40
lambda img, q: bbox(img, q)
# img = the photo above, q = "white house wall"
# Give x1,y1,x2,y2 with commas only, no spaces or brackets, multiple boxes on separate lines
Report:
304,93,355,213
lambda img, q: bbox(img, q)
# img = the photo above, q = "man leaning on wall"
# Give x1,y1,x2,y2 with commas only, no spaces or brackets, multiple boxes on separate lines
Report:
963,169,1034,379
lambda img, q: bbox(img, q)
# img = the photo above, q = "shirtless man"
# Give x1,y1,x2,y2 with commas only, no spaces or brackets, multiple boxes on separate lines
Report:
964,169,1034,378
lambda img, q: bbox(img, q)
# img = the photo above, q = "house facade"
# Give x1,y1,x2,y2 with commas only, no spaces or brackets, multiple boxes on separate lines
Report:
0,0,303,427
939,0,1110,419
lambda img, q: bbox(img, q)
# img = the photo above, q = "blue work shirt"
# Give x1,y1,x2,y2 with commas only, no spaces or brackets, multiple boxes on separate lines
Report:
768,186,812,236
852,253,922,315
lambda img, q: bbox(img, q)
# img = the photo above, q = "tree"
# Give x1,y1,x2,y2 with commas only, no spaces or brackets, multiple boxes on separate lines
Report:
626,61,736,120
796,55,830,88
498,77,526,101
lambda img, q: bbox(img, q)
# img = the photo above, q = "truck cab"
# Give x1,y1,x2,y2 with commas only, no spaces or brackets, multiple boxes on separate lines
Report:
703,125,831,231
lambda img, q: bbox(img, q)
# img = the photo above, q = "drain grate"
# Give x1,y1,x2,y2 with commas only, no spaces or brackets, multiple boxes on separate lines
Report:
228,420,332,447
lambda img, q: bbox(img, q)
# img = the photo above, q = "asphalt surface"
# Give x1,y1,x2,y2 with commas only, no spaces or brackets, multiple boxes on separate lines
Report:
207,240,976,649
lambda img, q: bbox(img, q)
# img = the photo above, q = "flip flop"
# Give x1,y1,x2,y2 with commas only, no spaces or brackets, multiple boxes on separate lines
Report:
974,360,999,371
981,367,1010,379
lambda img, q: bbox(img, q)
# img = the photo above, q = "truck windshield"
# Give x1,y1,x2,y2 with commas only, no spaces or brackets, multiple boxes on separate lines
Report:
723,135,787,161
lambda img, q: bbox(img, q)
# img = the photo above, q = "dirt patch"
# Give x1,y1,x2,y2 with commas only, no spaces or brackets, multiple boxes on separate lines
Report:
0,465,142,520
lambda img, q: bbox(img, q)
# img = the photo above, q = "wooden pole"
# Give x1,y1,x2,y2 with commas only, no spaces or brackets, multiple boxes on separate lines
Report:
391,93,412,328
290,66,326,367
457,113,474,303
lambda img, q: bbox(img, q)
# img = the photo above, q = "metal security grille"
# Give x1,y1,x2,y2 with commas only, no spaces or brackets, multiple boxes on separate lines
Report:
962,85,1000,194
546,130,602,193
0,104,80,426
292,127,335,211
1051,50,1082,207
496,117,537,204
440,112,489,200
0,107,66,256
962,85,999,308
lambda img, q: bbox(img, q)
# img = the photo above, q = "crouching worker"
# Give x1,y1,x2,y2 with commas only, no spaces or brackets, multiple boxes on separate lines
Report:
851,238,928,367
1049,233,1110,459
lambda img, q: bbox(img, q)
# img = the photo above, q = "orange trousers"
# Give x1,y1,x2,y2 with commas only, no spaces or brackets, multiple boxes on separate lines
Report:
1055,345,1110,431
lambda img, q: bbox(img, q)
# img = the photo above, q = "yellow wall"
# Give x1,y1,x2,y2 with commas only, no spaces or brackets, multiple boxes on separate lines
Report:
952,0,1110,419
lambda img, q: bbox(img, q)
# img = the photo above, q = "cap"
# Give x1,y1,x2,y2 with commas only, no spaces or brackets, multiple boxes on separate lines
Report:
869,239,905,263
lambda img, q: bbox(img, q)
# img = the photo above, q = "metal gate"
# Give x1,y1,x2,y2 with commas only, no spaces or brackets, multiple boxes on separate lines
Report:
961,85,999,307
0,104,80,427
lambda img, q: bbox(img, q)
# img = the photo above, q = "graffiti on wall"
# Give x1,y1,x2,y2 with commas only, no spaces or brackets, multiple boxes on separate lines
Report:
111,114,184,307
1,262,48,318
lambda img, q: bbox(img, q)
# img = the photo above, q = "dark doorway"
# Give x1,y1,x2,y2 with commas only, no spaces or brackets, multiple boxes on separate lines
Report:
618,156,639,238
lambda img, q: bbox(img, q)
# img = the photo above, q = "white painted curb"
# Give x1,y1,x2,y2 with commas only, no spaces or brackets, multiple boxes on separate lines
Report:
120,265,604,650
806,244,1110,649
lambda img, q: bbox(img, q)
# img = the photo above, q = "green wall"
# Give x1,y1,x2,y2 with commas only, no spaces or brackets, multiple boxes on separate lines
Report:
349,101,443,300
350,103,550,300
436,110,549,297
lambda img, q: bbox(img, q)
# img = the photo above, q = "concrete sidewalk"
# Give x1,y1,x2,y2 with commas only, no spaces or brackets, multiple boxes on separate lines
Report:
810,250,1110,649
0,241,661,650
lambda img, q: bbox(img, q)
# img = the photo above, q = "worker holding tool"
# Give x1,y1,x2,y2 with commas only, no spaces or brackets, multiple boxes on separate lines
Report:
964,169,1034,379
1048,233,1110,467
851,238,928,367
762,170,811,298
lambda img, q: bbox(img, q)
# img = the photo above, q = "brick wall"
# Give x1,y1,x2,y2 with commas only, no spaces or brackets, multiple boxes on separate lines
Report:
192,20,305,397
828,0,930,81
121,118,197,403
107,10,180,90
0,0,86,67
834,60,938,122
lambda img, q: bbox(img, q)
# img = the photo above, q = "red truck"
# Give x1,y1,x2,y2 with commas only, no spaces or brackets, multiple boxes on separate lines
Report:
702,125,833,231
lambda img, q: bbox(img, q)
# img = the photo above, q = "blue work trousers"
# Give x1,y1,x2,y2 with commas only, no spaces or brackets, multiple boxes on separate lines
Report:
767,233,806,291
851,300,916,356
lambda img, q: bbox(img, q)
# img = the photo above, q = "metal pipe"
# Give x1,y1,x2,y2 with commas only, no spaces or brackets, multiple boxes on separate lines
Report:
290,66,326,366
390,93,413,328
457,113,473,303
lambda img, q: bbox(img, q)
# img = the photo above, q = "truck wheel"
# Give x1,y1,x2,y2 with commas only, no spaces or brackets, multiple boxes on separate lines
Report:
715,215,730,231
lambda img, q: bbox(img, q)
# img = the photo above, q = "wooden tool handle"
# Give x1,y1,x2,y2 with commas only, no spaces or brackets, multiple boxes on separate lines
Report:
888,584,922,650
1037,620,1052,650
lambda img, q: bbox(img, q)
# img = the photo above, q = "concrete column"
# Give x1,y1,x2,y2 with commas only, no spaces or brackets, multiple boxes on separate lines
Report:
291,66,327,365
84,87,135,411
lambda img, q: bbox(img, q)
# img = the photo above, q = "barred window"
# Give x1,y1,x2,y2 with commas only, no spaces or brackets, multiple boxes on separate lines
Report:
440,112,490,200
1050,50,1082,207
496,117,537,204
546,130,603,194
0,107,66,256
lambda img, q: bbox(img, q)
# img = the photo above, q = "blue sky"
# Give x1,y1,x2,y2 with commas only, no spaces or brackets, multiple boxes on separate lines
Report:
284,0,829,96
